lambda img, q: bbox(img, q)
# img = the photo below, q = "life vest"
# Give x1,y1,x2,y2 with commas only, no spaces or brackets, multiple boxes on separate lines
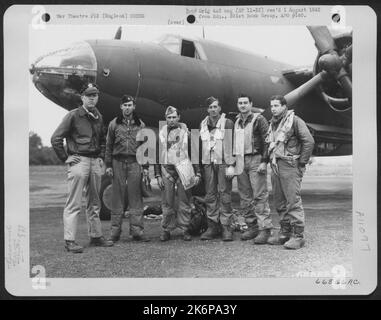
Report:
266,110,297,162
200,113,227,164
159,123,196,189
159,122,189,165
234,112,260,156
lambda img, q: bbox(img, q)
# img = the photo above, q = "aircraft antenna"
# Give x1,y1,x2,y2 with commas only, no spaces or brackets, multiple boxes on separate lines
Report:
114,26,122,40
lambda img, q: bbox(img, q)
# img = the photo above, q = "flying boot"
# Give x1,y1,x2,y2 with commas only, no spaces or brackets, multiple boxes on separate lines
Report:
267,221,291,245
183,229,192,241
89,236,114,247
253,228,271,244
221,225,233,241
240,223,259,241
284,225,305,250
160,230,171,241
200,219,220,240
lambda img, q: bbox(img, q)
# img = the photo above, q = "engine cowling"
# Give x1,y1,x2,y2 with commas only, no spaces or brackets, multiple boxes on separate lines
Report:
313,32,352,112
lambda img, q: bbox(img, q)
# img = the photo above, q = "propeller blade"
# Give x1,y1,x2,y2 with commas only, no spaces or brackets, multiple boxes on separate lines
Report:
342,44,352,67
284,71,328,107
307,26,337,54
114,26,122,40
345,45,352,62
305,26,352,107
337,74,352,100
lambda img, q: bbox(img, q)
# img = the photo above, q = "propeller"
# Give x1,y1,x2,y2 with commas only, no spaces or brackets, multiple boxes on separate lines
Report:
285,26,352,108
307,26,337,54
114,26,122,40
284,71,329,106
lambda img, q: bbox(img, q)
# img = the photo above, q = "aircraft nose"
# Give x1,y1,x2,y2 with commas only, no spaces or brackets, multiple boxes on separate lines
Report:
31,41,97,110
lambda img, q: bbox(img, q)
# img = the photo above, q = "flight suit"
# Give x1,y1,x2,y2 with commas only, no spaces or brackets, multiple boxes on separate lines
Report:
235,112,273,235
105,114,147,239
267,109,314,248
200,114,235,231
154,123,200,234
267,111,314,227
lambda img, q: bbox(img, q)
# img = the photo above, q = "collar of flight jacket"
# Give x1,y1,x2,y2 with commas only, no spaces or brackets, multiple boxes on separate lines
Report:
116,112,142,126
167,123,183,133
236,111,254,127
206,114,222,129
78,105,101,119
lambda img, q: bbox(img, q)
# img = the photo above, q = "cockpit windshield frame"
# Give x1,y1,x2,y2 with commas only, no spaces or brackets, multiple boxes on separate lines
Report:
156,34,207,60
33,41,97,74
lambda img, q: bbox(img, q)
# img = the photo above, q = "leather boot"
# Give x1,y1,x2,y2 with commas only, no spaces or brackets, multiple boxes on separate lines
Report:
110,231,121,243
284,225,305,250
110,227,121,243
221,225,233,242
267,221,291,245
89,236,114,247
200,219,220,240
253,228,271,244
160,231,171,242
240,224,259,241
132,233,150,242
183,229,192,241
110,235,120,242
65,241,83,253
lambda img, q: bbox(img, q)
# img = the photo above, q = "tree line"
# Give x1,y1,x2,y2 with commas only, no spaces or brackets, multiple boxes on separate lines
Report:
29,132,62,165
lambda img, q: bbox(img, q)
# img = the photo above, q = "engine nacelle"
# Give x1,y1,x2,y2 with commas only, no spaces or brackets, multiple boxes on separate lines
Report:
313,32,352,112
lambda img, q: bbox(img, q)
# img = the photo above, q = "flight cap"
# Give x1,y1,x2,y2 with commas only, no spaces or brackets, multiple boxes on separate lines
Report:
205,96,219,106
121,95,135,104
80,83,99,96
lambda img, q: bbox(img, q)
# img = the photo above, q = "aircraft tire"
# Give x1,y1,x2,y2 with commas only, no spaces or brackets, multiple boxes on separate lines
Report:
99,175,130,221
100,175,112,221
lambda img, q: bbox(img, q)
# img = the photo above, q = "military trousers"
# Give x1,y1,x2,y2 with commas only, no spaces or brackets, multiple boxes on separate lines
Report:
110,158,144,237
203,164,233,226
271,158,305,227
237,154,273,230
161,169,192,232
63,156,104,241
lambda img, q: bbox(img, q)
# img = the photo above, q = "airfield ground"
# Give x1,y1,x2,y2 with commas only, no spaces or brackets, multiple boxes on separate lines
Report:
30,156,352,278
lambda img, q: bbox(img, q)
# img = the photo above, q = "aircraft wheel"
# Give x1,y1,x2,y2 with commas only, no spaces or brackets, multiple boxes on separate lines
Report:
100,175,112,221
99,175,129,221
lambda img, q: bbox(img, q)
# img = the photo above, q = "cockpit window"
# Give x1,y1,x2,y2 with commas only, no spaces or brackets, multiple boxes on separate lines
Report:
34,41,97,72
156,35,206,60
157,35,181,55
181,40,196,58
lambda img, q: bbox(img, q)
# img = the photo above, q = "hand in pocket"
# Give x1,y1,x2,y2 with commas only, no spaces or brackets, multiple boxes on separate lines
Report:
65,155,81,166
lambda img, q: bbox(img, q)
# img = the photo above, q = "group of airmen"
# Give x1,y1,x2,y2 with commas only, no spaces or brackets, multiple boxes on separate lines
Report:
51,82,315,254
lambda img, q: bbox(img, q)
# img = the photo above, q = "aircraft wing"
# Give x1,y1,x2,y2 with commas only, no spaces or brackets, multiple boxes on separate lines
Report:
282,66,314,87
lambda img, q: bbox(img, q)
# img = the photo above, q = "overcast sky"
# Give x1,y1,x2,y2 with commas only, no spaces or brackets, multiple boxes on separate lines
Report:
29,25,318,145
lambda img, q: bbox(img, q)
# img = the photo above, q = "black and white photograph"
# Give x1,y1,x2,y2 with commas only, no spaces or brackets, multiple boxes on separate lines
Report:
3,5,377,296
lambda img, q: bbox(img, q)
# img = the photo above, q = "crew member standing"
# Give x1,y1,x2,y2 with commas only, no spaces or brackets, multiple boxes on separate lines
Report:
266,95,314,250
51,83,113,253
199,96,235,241
154,106,201,241
235,94,273,244
105,95,150,242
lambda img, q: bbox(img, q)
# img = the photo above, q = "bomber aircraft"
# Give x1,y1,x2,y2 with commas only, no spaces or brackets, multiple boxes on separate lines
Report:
29,25,352,219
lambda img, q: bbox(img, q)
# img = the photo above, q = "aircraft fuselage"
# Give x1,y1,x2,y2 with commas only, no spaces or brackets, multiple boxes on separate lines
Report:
31,36,352,156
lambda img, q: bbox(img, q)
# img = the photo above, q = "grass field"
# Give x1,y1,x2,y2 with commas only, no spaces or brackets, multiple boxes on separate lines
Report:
30,156,352,278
